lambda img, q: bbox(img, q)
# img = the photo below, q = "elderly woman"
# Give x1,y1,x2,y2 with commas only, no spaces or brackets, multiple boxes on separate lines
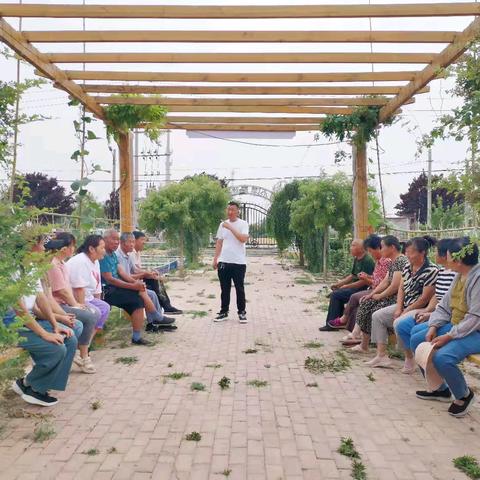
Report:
393,238,456,373
365,236,439,368
411,237,480,417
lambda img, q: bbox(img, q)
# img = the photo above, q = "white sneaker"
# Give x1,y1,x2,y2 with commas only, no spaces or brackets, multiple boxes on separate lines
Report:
238,313,248,324
79,356,96,374
73,353,83,367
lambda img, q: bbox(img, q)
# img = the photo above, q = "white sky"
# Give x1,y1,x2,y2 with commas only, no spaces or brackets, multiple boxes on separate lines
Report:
0,0,472,215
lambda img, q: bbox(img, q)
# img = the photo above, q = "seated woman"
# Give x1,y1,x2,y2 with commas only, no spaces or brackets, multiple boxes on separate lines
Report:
394,238,456,373
411,237,480,417
67,234,110,342
329,234,391,330
4,275,78,407
348,235,408,351
46,232,100,374
366,236,439,368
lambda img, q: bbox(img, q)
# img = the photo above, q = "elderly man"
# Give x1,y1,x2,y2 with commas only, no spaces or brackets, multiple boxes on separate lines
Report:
319,238,375,332
115,232,176,332
130,231,182,315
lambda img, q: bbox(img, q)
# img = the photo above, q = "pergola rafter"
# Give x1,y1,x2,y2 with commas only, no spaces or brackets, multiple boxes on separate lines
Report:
1,2,478,235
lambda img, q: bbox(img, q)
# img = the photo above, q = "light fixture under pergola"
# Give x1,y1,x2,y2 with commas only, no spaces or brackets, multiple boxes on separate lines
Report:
1,2,479,235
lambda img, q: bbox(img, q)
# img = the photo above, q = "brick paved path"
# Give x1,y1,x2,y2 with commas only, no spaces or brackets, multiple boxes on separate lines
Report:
1,255,480,480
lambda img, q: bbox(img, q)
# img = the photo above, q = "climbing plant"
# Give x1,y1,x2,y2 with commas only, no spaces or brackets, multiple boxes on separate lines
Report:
418,41,480,216
319,104,392,148
103,96,168,142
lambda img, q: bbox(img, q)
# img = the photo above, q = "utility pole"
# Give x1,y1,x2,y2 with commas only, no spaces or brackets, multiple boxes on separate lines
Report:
109,146,116,191
165,130,172,184
427,148,433,228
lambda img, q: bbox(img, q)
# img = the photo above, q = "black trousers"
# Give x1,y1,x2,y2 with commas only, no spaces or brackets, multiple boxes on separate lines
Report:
325,286,367,325
144,278,172,310
218,262,247,314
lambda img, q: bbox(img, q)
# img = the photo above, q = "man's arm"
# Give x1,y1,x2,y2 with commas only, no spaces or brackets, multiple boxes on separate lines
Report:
223,223,249,243
341,278,370,290
332,274,354,289
101,270,143,291
213,239,223,269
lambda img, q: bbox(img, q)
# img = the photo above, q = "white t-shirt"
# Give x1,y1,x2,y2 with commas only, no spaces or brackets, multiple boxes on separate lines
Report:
66,252,102,302
216,218,249,265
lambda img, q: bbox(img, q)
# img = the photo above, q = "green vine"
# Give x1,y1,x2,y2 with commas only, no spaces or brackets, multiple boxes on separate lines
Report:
103,95,168,142
320,104,392,148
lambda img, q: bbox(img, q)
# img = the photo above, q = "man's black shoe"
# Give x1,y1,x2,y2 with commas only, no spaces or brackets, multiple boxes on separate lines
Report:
319,325,335,332
146,323,161,333
154,316,175,325
214,312,228,322
448,389,475,417
12,378,27,397
164,306,183,315
416,388,452,402
156,324,178,331
21,386,58,407
132,337,153,346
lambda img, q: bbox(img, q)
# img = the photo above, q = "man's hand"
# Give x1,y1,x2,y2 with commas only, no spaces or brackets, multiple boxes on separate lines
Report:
431,334,452,349
133,280,146,292
213,258,219,270
42,331,65,345
330,284,339,291
425,326,437,342
150,271,159,280
222,221,232,231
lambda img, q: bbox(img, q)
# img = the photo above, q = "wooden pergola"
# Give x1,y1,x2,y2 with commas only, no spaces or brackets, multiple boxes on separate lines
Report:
1,3,479,236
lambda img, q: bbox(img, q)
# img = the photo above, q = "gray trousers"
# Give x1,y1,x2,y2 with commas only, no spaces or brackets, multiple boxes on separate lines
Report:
371,305,421,346
61,304,98,347
145,289,164,324
19,320,77,394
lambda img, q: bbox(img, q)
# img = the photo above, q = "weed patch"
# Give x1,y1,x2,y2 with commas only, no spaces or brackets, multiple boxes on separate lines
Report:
304,351,351,374
247,380,268,388
218,376,231,390
453,456,480,479
114,356,138,365
185,431,202,442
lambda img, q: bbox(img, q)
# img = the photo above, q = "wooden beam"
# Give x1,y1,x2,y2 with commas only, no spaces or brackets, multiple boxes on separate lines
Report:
117,132,134,232
92,96,413,107
166,116,325,124
166,123,318,132
0,19,105,120
82,85,431,96
380,16,480,121
2,3,479,19
23,30,459,44
162,105,358,114
353,142,369,239
54,70,425,83
47,52,435,64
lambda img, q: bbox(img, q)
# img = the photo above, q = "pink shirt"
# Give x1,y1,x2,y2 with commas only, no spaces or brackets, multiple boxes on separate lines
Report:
47,257,72,305
372,257,392,288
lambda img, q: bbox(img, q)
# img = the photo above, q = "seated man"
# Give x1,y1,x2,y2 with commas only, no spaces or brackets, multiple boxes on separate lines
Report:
115,232,176,332
131,231,182,314
411,237,480,417
5,282,78,407
100,231,173,345
319,239,375,332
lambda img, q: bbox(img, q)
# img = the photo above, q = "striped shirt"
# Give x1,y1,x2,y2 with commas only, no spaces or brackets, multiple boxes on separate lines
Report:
435,267,456,301
402,260,439,308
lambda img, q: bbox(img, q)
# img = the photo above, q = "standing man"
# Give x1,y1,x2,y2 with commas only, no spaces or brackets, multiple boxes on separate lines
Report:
213,201,249,323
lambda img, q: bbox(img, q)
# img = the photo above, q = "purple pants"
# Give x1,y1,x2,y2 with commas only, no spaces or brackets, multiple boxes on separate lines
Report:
87,298,110,329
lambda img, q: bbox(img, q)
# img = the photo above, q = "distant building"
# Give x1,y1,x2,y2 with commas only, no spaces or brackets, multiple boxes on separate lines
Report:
385,215,414,231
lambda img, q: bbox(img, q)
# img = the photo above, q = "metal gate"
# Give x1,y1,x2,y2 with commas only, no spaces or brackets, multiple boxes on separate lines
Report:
239,202,276,248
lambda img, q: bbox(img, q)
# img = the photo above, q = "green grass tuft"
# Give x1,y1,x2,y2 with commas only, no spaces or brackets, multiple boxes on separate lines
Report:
33,422,56,443
303,341,323,349
206,363,222,369
185,431,202,442
164,372,191,380
82,448,100,456
90,400,102,410
304,351,351,374
114,356,138,365
453,456,480,479
191,382,206,391
247,379,268,388
243,348,258,354
338,437,360,459
218,376,231,390
366,373,376,382
352,460,368,480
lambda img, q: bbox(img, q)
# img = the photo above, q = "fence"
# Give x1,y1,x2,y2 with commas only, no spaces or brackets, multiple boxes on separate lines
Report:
33,213,118,233
383,226,480,241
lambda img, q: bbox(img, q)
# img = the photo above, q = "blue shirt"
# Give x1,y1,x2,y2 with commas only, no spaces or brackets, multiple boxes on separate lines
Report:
99,252,120,286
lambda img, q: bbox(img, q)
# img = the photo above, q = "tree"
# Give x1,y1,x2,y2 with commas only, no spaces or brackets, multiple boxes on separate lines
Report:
13,172,75,215
182,172,229,189
395,172,463,224
139,176,230,272
104,190,120,220
290,174,353,274
267,180,306,264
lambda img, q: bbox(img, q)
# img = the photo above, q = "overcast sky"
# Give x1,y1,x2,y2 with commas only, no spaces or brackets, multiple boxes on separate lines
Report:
0,0,472,215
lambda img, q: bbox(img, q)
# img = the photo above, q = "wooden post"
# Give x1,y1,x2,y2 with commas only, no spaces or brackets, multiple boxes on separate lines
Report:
117,131,134,232
352,142,369,239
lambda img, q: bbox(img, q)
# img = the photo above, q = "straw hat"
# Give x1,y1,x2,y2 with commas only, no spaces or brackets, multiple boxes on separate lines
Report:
415,342,444,392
